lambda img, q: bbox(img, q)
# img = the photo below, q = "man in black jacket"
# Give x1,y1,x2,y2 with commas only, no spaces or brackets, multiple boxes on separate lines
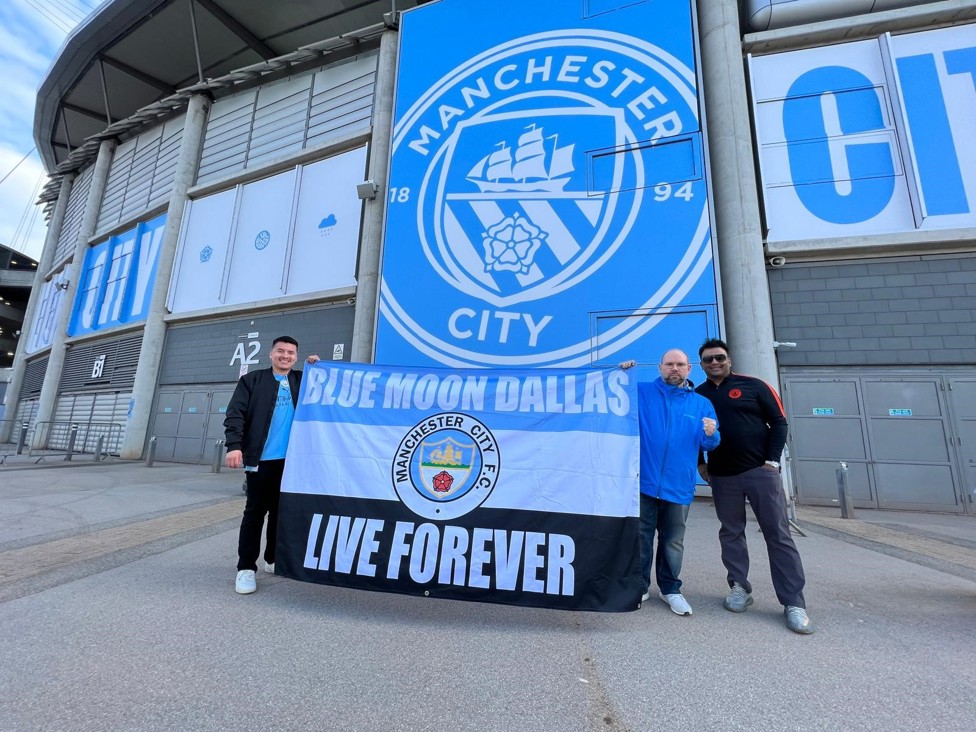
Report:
224,335,305,595
695,338,813,634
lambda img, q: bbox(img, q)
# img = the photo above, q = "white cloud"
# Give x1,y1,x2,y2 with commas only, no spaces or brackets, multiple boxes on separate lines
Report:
0,1,107,260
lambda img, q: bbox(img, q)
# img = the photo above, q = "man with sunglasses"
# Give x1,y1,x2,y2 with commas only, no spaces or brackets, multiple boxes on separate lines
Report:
695,338,813,634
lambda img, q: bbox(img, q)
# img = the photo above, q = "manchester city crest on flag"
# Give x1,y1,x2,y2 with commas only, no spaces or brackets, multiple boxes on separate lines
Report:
419,435,475,498
392,412,500,520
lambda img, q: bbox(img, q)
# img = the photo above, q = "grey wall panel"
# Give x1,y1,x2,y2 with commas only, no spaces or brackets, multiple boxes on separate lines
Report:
197,93,256,181
19,357,49,400
13,399,39,429
60,333,143,392
148,385,246,464
49,391,129,453
95,117,185,234
150,120,184,202
769,255,976,367
197,54,377,184
121,128,161,221
306,61,376,147
96,141,135,232
53,166,95,267
246,75,312,167
158,304,354,386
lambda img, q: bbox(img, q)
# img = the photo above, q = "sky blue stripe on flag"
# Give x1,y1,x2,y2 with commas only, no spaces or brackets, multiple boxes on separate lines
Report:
294,363,637,437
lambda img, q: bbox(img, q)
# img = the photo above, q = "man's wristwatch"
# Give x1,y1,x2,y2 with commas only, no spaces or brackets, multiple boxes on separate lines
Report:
765,460,780,469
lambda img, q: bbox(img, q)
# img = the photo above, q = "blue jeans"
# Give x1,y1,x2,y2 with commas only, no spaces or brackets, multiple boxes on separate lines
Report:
638,494,690,596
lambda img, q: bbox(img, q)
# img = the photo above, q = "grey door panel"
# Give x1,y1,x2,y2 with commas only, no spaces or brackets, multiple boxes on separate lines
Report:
791,417,866,459
789,380,860,416
874,463,961,510
868,419,950,463
794,459,873,504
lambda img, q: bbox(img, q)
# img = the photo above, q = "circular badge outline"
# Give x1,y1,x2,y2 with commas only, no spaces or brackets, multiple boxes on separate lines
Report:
381,30,712,366
254,229,271,250
391,412,501,521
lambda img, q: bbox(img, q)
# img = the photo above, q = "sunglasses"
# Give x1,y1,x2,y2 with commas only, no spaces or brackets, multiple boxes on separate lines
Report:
701,354,728,364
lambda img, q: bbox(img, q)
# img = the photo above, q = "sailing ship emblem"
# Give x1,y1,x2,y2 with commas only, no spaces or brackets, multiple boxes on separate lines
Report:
466,124,575,193
430,109,627,306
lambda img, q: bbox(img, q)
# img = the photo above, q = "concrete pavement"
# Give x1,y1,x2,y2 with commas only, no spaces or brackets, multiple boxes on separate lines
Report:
1,461,974,731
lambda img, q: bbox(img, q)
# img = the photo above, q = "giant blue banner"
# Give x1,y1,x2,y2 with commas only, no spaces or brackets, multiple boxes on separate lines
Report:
69,214,165,336
751,24,976,242
277,362,641,611
376,0,717,367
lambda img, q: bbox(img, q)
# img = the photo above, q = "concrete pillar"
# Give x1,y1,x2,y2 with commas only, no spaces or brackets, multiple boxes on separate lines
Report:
350,30,398,364
0,174,75,442
697,0,779,387
121,93,212,459
32,139,117,447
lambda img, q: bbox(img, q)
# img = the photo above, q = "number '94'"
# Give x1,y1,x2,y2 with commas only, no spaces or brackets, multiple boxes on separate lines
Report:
654,182,694,201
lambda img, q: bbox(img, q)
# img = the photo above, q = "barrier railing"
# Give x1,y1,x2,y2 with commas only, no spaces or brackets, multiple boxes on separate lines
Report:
0,419,32,457
29,421,124,458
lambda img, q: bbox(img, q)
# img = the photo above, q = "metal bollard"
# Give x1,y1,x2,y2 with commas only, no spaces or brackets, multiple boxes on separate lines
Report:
16,422,28,455
835,461,855,519
65,424,79,461
145,436,157,467
211,440,225,473
94,435,105,462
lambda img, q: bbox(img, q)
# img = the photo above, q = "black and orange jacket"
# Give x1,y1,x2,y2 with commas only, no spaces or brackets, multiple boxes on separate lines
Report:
695,372,788,477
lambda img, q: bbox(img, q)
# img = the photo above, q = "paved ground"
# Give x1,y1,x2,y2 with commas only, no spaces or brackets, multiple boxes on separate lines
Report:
1,461,974,731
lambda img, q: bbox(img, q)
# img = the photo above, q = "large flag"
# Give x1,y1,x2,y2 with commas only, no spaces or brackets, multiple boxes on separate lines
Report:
277,363,640,611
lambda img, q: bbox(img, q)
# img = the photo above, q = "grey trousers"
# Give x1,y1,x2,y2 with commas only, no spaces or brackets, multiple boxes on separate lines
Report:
710,466,806,608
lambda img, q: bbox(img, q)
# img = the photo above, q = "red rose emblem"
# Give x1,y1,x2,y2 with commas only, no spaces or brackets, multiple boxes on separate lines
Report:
729,389,742,399
432,470,454,493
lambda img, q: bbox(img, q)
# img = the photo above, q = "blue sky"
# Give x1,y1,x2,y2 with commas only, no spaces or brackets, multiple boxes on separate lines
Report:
0,0,107,261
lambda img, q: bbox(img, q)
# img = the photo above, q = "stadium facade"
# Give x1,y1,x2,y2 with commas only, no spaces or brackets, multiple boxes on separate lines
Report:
4,0,975,514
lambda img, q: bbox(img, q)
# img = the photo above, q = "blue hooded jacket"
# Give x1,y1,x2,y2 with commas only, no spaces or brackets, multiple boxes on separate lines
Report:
638,377,720,505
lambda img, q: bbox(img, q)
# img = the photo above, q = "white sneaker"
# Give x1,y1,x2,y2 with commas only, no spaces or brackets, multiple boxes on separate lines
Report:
264,562,275,574
641,590,651,602
235,569,256,594
659,592,693,616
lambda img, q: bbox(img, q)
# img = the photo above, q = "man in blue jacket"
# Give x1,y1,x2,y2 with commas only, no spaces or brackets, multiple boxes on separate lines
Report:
628,349,719,616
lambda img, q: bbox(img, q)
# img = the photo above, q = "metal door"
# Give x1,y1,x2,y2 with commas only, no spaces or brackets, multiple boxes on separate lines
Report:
204,389,235,464
151,391,183,461
863,378,963,512
783,373,968,513
784,378,875,508
173,391,210,462
149,386,236,464
947,378,976,514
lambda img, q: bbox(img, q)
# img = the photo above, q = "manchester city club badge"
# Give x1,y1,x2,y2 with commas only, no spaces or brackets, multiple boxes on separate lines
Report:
376,0,718,368
391,412,500,521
